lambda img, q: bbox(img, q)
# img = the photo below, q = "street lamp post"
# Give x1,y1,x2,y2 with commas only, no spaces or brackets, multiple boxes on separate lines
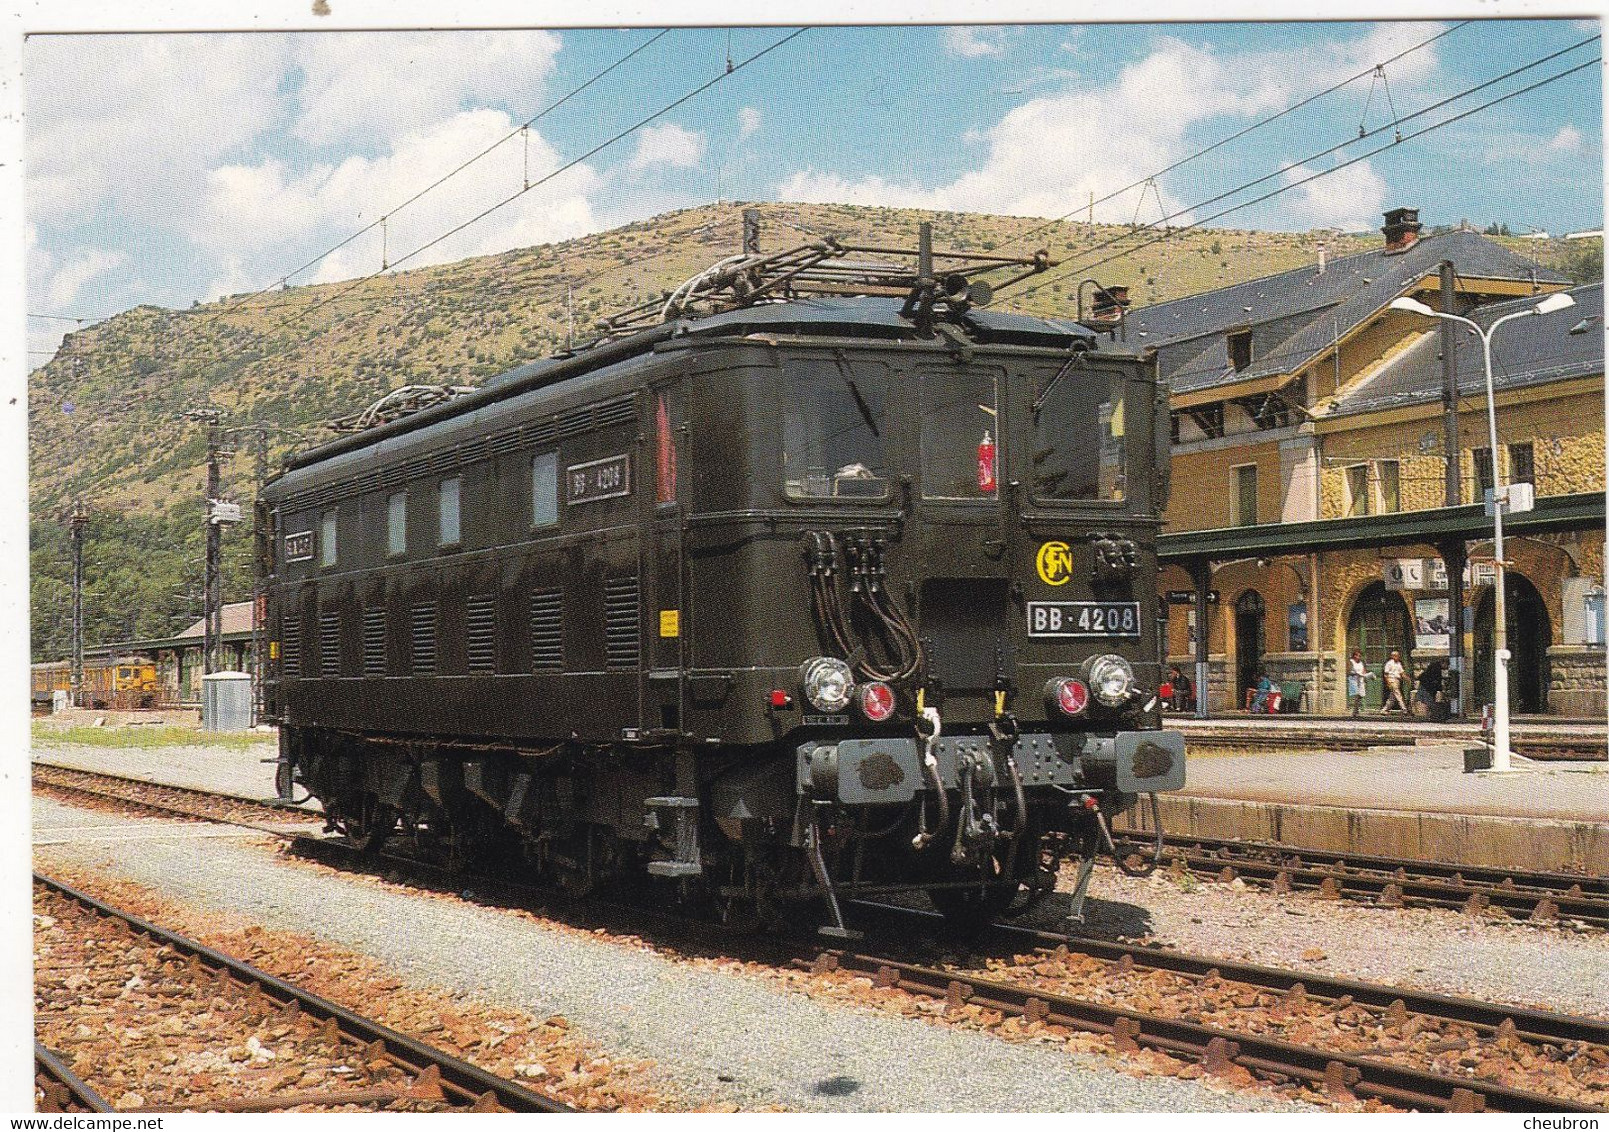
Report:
1388,290,1576,772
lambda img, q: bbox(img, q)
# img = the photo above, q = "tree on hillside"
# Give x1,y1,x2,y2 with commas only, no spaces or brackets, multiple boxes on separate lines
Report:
1561,240,1604,285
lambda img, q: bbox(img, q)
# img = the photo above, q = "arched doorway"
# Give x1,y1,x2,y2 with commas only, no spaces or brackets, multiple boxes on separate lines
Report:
1474,575,1551,715
1235,590,1265,707
1345,582,1413,710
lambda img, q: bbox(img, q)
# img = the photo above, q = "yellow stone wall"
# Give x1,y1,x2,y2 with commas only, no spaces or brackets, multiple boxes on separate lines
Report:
1317,384,1605,518
1163,439,1283,532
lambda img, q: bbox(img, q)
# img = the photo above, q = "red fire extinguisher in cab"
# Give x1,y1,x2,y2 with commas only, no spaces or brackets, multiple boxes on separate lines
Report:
977,429,997,495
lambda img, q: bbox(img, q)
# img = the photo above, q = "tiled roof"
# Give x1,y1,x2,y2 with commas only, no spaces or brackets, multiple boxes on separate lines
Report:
1326,282,1602,418
176,600,256,640
1125,229,1569,396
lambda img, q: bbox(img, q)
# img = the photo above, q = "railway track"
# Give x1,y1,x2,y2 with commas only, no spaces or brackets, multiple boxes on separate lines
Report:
290,834,1609,1114
36,769,1609,1111
35,1042,113,1113
34,872,571,1114
32,761,319,834
1111,831,1609,929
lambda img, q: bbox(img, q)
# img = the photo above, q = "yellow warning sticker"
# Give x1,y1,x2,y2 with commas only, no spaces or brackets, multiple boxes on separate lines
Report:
659,609,681,638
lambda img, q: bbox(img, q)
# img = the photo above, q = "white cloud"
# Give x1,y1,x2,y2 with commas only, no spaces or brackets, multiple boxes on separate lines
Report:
198,109,602,296
289,31,561,148
943,27,1008,59
26,35,293,228
46,248,126,309
1277,159,1389,233
737,107,762,141
1550,125,1584,152
628,123,706,172
776,25,1447,232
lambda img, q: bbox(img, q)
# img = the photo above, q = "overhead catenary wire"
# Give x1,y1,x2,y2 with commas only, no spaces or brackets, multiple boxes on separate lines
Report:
174,28,674,341
1035,47,1601,295
263,28,808,344
999,21,1470,253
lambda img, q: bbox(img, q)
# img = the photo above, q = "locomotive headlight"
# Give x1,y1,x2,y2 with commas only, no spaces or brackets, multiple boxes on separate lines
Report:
800,657,856,714
1084,654,1135,707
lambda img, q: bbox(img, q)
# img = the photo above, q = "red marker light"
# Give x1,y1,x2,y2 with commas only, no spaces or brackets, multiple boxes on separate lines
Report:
977,429,997,495
769,689,794,710
858,681,896,722
1048,677,1089,717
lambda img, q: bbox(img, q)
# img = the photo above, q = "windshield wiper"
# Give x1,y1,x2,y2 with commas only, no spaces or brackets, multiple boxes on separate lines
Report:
834,351,880,437
1031,348,1086,418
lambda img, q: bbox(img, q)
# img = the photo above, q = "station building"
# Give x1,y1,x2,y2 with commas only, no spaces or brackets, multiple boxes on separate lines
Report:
1143,209,1605,717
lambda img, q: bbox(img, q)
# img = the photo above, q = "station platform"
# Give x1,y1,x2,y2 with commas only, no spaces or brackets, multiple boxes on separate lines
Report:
1163,714,1607,761
1133,735,1607,875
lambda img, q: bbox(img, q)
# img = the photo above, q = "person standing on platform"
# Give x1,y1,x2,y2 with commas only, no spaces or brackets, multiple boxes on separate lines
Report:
1415,659,1445,719
1347,650,1371,717
1382,650,1408,713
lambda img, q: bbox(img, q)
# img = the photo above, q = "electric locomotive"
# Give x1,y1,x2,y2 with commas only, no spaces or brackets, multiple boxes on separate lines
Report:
260,222,1184,935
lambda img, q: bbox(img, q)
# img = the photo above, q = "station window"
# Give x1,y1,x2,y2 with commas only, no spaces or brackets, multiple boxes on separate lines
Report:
1471,447,1494,503
1508,442,1534,487
532,452,559,527
1377,461,1401,514
782,357,890,500
320,509,337,567
1227,329,1253,372
438,476,461,546
1344,464,1370,517
921,368,999,500
1231,464,1258,527
387,491,407,556
1032,364,1125,502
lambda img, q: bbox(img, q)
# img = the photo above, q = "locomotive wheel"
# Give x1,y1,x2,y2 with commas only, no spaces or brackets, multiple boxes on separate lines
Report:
342,795,397,854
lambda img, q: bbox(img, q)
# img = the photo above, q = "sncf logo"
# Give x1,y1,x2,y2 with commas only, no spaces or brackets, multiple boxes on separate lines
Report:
1035,540,1074,587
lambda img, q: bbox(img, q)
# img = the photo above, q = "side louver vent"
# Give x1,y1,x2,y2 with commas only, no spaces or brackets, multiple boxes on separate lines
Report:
530,588,562,670
466,595,497,674
281,617,302,680
603,575,641,670
362,607,387,677
410,603,437,676
319,610,342,679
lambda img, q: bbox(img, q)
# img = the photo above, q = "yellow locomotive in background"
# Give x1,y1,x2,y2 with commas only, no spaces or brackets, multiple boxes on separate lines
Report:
31,657,160,710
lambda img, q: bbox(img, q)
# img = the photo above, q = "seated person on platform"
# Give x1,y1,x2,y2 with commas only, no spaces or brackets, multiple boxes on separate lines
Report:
1250,672,1277,713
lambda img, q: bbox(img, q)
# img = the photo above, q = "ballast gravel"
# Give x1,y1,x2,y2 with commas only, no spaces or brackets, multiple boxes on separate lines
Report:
33,797,1308,1113
1028,867,1609,1019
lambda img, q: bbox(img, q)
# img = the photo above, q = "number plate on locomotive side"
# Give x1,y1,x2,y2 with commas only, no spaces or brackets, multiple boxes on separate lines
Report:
1027,601,1141,637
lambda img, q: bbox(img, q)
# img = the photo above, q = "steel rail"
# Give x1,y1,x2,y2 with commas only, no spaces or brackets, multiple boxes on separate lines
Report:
34,872,572,1114
34,1042,114,1113
32,763,318,835
1110,833,1608,927
854,901,1609,1049
811,949,1601,1114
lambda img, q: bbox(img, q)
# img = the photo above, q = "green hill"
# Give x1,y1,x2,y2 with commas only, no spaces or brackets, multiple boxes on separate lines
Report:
28,200,1599,657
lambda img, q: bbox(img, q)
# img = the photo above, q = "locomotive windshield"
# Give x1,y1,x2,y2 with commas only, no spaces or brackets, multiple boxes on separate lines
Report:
782,357,891,500
920,368,999,500
1031,366,1127,502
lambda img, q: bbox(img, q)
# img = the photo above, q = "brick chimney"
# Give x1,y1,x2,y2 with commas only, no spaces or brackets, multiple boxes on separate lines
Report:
1381,207,1422,254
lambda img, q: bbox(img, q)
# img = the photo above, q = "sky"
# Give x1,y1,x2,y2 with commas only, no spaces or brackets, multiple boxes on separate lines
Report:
23,17,1604,365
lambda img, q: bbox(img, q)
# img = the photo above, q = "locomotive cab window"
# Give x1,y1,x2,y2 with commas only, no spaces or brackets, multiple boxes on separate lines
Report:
1031,366,1126,502
782,357,889,501
921,368,1000,500
320,508,337,567
387,491,407,556
438,476,461,547
531,452,559,528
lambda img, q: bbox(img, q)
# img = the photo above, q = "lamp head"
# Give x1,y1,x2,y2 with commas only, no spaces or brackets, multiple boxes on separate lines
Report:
1388,296,1436,318
1532,292,1576,316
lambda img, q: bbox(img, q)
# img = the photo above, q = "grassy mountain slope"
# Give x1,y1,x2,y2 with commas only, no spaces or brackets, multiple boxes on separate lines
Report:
28,200,1598,657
